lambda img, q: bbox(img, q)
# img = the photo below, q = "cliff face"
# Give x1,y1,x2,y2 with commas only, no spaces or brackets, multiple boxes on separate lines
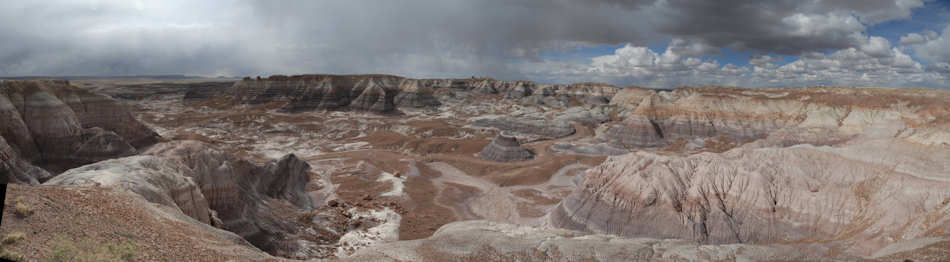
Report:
602,86,950,148
222,74,621,113
0,80,160,182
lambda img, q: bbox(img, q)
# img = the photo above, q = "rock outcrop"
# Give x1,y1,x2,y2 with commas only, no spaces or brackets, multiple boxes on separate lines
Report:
608,85,653,110
0,135,51,184
143,141,313,256
555,106,611,125
549,135,950,256
45,140,316,257
551,86,950,257
349,79,395,113
602,86,950,149
394,79,441,108
45,155,213,224
480,135,534,162
0,80,160,182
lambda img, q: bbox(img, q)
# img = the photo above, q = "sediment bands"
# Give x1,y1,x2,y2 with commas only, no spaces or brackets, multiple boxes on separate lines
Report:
0,80,159,183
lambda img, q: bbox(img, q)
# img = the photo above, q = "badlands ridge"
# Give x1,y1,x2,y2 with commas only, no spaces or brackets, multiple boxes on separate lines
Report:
1,74,949,261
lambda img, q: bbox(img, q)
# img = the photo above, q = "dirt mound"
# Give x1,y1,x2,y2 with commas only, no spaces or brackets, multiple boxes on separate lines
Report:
479,135,534,162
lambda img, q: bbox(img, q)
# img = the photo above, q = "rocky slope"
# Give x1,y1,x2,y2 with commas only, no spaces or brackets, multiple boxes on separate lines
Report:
44,140,324,258
0,135,52,184
143,141,317,257
550,138,950,254
0,80,160,182
346,220,832,261
393,79,441,108
0,183,275,261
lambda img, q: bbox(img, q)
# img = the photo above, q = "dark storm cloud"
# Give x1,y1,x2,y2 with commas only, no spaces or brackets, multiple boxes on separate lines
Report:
0,0,658,78
0,0,934,84
652,0,924,56
240,0,658,78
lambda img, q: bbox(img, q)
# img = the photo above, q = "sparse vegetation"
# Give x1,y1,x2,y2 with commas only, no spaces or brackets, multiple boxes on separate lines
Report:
1,232,25,245
13,201,33,218
0,248,24,261
50,236,137,262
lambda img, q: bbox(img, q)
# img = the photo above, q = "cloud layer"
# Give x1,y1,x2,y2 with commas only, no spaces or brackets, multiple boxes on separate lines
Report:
0,0,947,88
573,34,945,88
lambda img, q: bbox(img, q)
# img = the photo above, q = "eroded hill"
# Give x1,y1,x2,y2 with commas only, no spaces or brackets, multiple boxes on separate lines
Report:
1,75,948,261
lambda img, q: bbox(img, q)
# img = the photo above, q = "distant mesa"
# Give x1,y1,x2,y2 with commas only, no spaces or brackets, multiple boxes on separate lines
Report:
221,74,620,114
480,134,534,162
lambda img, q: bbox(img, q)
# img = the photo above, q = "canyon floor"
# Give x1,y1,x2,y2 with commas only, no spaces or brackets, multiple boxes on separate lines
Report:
2,75,949,261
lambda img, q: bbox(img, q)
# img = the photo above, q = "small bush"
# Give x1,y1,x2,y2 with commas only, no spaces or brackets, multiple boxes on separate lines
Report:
1,232,25,245
0,248,24,261
13,202,32,218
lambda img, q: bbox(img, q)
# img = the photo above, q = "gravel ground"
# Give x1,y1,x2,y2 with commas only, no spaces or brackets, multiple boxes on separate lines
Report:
0,184,281,262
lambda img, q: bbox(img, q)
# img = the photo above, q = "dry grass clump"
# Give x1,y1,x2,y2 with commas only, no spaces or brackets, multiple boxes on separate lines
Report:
1,232,25,245
0,249,24,261
13,201,33,218
0,232,26,261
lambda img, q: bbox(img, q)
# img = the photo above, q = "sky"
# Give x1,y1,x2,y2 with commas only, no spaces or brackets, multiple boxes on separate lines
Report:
1,0,949,89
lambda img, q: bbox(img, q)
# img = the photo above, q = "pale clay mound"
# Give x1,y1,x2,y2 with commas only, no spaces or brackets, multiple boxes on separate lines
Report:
3,76,950,261
550,138,950,256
